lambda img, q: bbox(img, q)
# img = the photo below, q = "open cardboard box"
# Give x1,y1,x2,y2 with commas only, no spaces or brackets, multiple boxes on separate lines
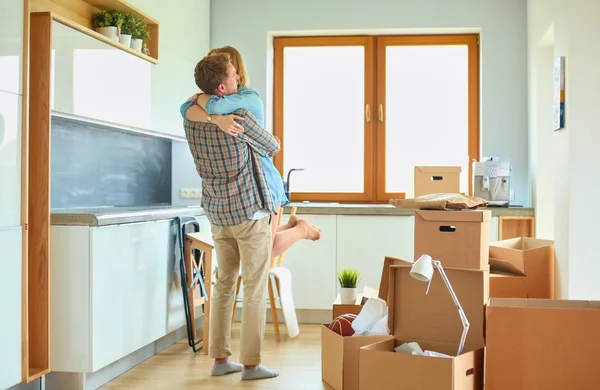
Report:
359,264,489,390
414,210,491,270
486,298,600,389
321,257,409,390
414,166,461,197
489,237,555,298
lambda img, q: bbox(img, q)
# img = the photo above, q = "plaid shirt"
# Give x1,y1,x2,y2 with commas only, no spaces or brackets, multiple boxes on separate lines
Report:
183,108,279,226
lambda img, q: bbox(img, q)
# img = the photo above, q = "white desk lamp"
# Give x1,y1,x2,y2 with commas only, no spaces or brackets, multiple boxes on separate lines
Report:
410,254,470,356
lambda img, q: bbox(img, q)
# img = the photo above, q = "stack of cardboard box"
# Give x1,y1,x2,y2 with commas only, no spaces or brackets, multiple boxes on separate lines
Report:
357,209,491,389
321,170,599,388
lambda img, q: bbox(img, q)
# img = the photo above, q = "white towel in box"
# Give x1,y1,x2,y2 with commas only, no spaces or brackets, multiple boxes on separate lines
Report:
351,297,387,335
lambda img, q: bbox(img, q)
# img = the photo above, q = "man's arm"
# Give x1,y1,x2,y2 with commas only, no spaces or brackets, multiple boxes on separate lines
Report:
180,99,245,136
234,109,279,157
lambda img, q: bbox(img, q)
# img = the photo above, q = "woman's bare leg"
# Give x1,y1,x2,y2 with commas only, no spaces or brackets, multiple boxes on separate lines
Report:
271,219,321,259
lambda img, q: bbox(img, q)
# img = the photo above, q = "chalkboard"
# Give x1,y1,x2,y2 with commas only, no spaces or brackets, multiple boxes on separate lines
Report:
51,116,172,209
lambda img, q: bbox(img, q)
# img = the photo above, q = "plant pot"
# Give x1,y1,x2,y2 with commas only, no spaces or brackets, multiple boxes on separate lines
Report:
119,34,132,47
340,287,357,305
130,39,143,52
96,26,118,42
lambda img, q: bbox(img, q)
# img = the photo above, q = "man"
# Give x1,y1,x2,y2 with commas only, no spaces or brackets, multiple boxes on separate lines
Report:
181,53,279,381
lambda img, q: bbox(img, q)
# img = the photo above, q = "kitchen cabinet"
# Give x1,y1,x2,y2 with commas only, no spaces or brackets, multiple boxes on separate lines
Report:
49,0,210,138
0,0,24,95
277,214,337,310
0,226,22,389
336,215,414,293
0,90,21,228
51,220,173,373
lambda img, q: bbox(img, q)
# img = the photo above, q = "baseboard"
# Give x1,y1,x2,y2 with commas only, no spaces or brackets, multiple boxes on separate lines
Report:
232,308,332,325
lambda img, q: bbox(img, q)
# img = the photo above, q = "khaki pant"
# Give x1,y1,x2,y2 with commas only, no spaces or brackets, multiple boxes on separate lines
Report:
209,216,272,366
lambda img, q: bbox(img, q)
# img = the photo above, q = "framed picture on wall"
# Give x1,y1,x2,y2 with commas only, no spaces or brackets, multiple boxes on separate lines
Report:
553,55,565,131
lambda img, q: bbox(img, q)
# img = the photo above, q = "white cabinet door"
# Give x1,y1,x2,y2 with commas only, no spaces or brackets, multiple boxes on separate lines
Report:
91,221,171,371
0,226,22,389
0,90,21,228
0,0,24,95
276,214,337,310
336,215,414,294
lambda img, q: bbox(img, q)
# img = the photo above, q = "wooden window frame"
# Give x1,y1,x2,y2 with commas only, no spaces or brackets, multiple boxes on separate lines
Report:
273,34,479,203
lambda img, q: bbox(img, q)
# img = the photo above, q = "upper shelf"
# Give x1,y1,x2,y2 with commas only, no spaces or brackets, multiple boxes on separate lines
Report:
30,0,159,64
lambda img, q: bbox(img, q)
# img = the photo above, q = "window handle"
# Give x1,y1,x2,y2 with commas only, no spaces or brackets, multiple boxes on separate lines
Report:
365,104,371,123
379,104,384,122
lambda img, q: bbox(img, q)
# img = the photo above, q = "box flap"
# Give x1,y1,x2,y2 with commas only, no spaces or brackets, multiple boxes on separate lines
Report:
389,265,488,348
490,237,554,251
415,209,491,223
489,257,526,276
488,298,600,310
378,256,412,302
415,166,462,174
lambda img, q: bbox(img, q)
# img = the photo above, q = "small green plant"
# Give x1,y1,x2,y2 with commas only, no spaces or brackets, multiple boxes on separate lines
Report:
337,268,360,288
131,17,150,40
92,9,125,28
120,13,136,35
108,10,125,27
91,10,113,28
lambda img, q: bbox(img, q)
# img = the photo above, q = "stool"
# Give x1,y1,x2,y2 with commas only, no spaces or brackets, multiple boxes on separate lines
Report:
183,232,214,354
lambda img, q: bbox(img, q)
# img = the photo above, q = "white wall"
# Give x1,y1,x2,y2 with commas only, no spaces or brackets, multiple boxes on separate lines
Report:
125,0,211,206
528,0,600,300
210,0,529,206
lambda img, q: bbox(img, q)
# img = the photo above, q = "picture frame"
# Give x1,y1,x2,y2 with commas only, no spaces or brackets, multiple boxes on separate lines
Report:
553,55,565,131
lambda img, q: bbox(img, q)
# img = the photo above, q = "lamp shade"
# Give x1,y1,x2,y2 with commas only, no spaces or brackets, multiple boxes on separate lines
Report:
410,254,434,282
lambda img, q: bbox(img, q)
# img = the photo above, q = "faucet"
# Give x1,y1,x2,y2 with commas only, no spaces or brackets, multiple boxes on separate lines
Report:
284,168,305,201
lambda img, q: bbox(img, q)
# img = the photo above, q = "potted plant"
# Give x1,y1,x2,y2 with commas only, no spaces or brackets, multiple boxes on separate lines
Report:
92,10,125,42
92,10,118,41
337,268,360,304
130,17,150,52
119,13,135,47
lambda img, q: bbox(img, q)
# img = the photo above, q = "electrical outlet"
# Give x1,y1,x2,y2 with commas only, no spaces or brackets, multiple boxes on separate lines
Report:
509,190,515,202
189,188,201,199
180,188,191,199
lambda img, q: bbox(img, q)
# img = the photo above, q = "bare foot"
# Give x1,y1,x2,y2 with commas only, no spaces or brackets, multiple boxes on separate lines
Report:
277,214,301,232
288,215,300,227
298,219,321,241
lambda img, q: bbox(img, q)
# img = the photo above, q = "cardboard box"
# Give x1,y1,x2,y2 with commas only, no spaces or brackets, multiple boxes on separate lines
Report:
489,237,555,298
414,166,461,197
322,326,392,390
322,257,409,390
489,274,528,298
333,304,363,319
486,298,600,390
359,265,489,390
414,210,491,270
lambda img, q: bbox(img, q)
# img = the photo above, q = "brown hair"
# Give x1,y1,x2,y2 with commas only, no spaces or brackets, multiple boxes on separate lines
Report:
194,52,230,93
208,46,249,87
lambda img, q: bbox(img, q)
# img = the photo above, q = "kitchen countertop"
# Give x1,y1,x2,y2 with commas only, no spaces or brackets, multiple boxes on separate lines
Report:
50,202,534,227
283,202,535,217
50,205,205,226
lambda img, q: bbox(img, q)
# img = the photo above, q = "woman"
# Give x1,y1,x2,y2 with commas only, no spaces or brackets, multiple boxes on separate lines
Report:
180,46,321,259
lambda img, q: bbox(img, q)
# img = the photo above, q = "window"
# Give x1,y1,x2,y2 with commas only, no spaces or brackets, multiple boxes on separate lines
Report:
273,34,479,203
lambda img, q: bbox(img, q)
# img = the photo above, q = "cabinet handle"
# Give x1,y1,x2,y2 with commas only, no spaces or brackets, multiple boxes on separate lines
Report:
365,104,371,123
378,104,384,122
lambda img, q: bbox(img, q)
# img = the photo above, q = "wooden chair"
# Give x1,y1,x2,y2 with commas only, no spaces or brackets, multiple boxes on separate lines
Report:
183,232,214,354
231,207,298,342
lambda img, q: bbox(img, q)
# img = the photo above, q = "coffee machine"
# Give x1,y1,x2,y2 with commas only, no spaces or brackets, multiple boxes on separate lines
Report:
473,157,511,206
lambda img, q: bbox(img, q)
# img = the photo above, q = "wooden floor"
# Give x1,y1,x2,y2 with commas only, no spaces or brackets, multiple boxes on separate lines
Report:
101,324,332,389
